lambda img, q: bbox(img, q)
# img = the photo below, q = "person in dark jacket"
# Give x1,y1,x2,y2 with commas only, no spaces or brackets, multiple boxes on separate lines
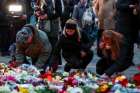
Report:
0,0,10,55
35,0,63,66
100,0,140,77
133,0,140,46
14,24,52,70
96,30,124,76
37,0,62,43
72,0,89,29
61,0,75,29
51,19,93,72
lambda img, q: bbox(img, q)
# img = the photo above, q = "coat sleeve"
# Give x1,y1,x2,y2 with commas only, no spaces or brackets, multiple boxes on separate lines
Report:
35,50,51,69
35,30,52,69
15,44,26,64
72,5,79,20
81,32,93,51
42,0,62,20
50,37,62,71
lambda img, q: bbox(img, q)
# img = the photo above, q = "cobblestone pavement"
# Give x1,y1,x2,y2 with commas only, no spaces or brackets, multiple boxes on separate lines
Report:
0,44,140,78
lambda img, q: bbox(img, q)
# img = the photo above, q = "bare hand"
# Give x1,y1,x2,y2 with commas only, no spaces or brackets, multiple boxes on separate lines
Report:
39,14,47,20
80,51,87,58
133,8,138,15
99,42,105,49
35,11,41,17
129,4,136,8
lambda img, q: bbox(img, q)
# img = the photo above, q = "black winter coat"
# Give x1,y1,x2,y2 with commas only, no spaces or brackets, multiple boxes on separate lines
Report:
42,0,62,20
55,31,92,56
115,0,139,39
52,31,92,64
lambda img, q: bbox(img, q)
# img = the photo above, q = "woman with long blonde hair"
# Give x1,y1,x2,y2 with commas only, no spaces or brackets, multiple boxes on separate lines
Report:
51,19,93,72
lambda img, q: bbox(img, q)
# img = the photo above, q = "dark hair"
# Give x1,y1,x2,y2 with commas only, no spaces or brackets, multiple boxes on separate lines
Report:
65,23,77,29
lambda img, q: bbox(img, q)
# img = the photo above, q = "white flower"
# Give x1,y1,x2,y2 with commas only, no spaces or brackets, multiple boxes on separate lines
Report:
67,87,83,93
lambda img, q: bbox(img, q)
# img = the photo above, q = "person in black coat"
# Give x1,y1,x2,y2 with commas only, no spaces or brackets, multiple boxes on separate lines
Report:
61,0,75,29
134,0,140,46
36,0,62,46
0,0,10,55
100,0,140,77
36,0,63,66
51,19,93,72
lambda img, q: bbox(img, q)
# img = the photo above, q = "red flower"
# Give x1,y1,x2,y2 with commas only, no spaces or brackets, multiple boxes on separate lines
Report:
133,73,140,86
137,66,140,71
8,61,18,68
40,71,52,81
113,75,128,87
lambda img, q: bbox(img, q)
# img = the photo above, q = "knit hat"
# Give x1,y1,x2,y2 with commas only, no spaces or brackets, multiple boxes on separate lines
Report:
16,26,33,44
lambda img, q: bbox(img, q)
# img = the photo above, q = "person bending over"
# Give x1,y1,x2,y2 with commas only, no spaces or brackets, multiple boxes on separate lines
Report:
14,24,52,71
96,30,125,77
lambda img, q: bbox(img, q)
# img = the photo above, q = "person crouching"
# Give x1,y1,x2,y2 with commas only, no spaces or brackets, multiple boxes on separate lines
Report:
51,19,93,72
96,30,124,77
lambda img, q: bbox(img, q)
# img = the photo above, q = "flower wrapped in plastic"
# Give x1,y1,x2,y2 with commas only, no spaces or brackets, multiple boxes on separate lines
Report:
0,85,11,93
19,64,40,76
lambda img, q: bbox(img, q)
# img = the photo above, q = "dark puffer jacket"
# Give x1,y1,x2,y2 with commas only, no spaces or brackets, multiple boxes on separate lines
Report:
55,31,92,57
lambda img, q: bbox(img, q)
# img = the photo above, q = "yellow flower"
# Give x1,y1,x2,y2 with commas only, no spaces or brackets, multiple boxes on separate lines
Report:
19,87,29,93
99,83,109,92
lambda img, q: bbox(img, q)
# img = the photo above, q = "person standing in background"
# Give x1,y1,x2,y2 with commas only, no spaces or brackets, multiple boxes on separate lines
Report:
72,0,89,29
37,0,62,46
61,0,75,29
0,0,10,55
94,0,117,57
36,0,63,66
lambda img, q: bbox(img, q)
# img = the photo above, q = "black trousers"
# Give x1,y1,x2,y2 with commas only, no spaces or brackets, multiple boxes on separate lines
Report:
96,58,114,75
64,51,93,72
104,39,135,76
97,29,104,57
